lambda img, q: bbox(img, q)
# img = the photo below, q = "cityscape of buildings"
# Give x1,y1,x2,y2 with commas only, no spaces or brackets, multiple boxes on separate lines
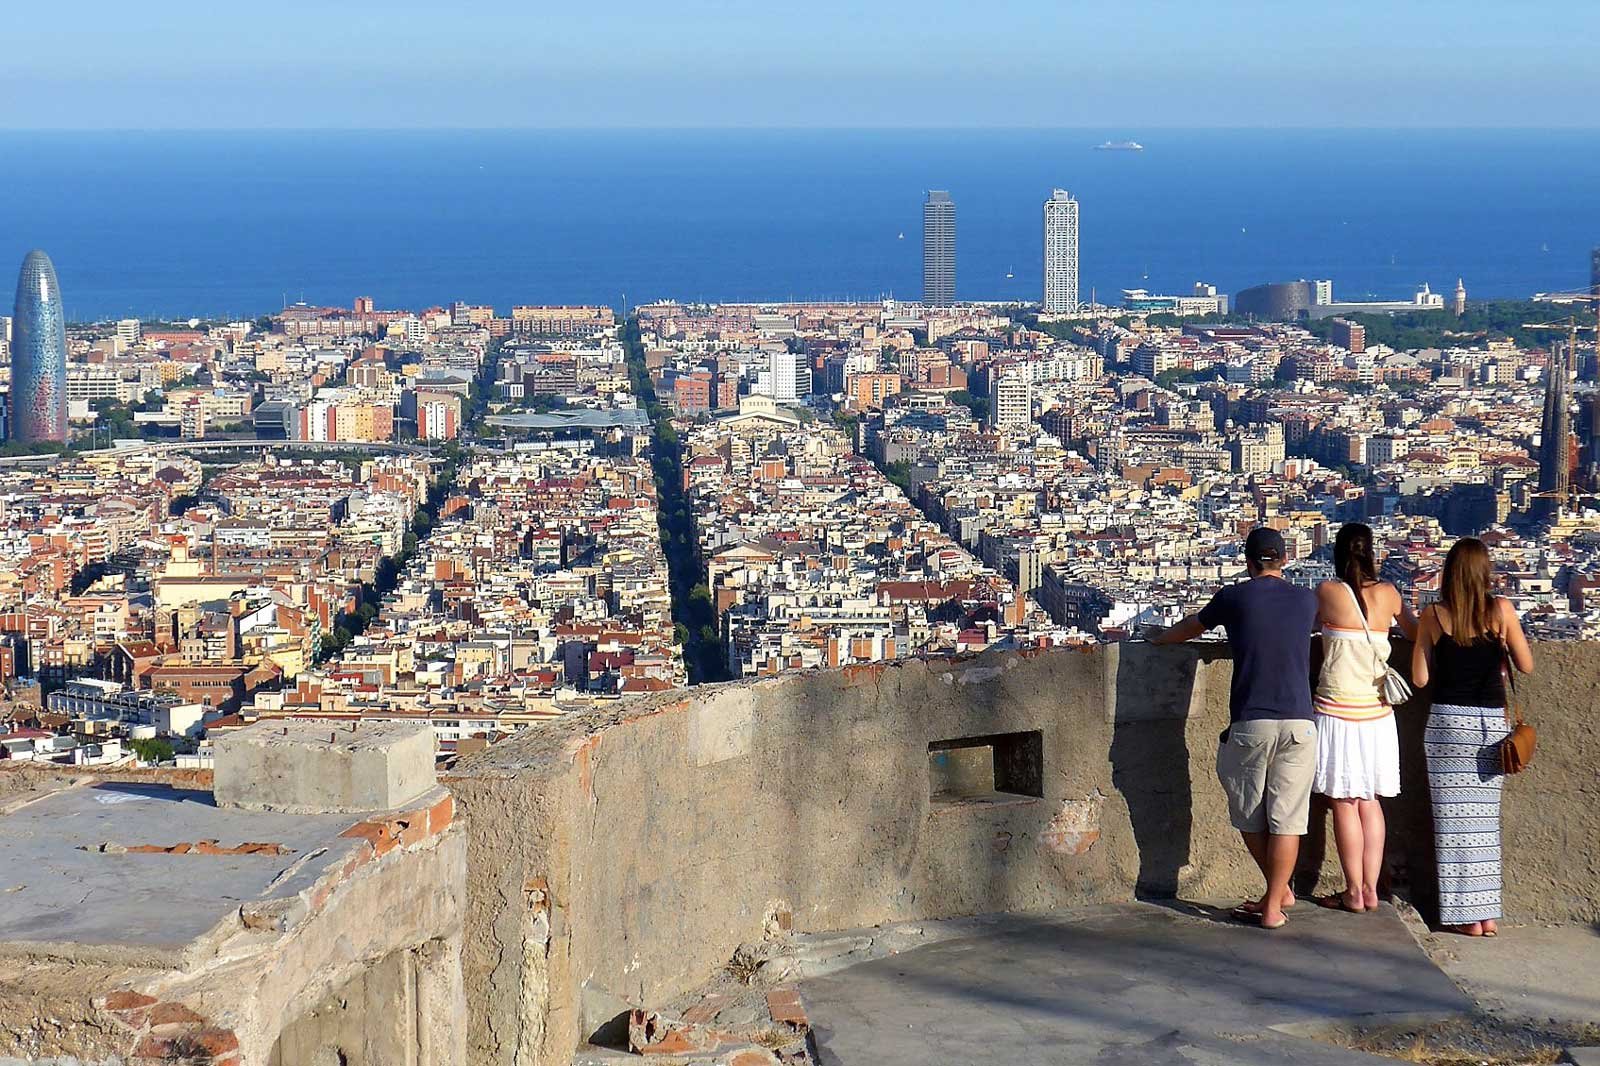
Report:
2,206,1599,772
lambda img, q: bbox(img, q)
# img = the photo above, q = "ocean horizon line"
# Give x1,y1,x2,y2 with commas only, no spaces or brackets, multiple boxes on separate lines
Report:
4,125,1600,135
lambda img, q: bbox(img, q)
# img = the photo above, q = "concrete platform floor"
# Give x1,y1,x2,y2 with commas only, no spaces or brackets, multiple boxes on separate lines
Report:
0,781,369,965
1413,920,1600,1027
798,902,1475,1066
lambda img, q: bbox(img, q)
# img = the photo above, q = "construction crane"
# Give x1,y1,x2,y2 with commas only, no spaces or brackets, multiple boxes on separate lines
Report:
1529,280,1600,344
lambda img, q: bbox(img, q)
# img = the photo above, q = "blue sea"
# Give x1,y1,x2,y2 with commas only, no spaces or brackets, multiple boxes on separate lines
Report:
1,129,1597,322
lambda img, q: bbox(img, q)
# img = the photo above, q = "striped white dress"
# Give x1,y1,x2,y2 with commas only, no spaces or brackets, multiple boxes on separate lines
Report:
1313,626,1400,800
1425,703,1510,925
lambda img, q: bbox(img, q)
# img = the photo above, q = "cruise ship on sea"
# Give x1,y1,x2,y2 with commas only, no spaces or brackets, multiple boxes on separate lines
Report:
1094,140,1144,151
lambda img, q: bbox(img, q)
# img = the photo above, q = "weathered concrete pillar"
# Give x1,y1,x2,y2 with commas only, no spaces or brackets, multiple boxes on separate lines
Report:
416,935,467,1066
214,720,436,814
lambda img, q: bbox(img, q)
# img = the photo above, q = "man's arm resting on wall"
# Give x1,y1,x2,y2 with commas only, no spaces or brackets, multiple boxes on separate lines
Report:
1149,615,1207,645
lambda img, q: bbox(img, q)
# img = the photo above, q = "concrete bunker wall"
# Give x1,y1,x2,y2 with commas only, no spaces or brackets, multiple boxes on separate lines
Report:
448,640,1600,1066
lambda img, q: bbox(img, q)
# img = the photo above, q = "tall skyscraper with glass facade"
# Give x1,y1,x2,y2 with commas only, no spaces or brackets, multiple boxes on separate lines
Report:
922,191,955,307
10,250,69,444
1043,189,1079,314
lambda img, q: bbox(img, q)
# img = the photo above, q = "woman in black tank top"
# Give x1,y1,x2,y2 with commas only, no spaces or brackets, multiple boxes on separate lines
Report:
1411,538,1534,938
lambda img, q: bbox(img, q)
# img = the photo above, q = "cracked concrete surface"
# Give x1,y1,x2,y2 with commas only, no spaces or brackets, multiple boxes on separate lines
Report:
449,639,1600,1066
796,903,1473,1066
1411,920,1600,1028
0,782,372,966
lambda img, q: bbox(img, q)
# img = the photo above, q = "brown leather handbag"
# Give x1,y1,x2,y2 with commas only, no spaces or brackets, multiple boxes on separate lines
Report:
1500,651,1535,775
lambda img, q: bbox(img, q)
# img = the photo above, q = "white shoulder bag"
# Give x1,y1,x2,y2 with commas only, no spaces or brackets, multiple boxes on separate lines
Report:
1344,582,1412,706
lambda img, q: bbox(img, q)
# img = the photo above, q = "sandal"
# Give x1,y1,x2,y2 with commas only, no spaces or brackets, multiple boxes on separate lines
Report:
1441,923,1484,937
1231,894,1296,921
1314,894,1366,914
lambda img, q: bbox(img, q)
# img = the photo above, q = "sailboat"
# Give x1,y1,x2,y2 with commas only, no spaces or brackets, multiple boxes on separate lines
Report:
1005,266,1015,279
897,232,905,240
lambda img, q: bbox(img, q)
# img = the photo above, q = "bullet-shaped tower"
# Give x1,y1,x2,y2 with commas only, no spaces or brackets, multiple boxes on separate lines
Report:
11,250,69,444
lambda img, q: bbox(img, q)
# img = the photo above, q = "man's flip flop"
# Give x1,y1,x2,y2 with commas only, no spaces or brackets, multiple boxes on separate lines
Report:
1314,895,1366,914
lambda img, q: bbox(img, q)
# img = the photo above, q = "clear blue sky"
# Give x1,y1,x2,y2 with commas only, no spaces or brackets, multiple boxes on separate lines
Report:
7,0,1599,129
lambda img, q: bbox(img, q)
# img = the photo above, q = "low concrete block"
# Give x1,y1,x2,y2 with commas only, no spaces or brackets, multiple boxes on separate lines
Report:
214,721,436,813
1562,1049,1600,1066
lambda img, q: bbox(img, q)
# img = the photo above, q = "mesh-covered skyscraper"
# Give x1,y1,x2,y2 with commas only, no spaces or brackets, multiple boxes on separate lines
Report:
922,191,955,307
11,250,69,444
1538,333,1573,519
1043,189,1080,314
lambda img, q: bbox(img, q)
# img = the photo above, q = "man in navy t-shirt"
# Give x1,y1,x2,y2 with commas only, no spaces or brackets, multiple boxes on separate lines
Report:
1152,526,1319,929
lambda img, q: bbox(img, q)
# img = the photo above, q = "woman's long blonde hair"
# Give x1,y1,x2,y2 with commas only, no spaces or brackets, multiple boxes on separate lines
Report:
1438,537,1499,641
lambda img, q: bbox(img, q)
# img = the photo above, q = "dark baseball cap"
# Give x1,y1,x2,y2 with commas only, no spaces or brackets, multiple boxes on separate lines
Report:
1244,526,1286,563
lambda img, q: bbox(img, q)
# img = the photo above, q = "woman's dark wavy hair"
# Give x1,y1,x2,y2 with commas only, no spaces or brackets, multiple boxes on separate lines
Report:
1334,522,1378,617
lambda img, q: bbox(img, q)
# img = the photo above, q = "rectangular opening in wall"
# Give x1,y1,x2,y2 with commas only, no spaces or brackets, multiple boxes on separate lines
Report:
928,730,1043,809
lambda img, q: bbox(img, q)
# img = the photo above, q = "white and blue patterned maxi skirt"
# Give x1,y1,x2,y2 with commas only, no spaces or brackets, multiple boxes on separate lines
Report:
1424,703,1511,925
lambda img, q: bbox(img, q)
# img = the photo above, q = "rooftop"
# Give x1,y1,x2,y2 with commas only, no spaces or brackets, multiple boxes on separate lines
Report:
3,641,1597,1066
0,782,370,966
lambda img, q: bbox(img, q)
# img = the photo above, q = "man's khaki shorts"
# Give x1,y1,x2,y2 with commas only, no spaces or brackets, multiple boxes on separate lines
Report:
1215,719,1317,835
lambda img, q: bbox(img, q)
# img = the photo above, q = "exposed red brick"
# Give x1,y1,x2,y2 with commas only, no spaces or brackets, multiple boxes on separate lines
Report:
840,661,889,686
132,1033,178,1059
342,839,377,875
765,988,809,1029
124,840,288,857
681,993,731,1025
100,990,157,1012
730,1051,780,1066
236,842,288,855
341,820,398,857
397,816,428,848
187,1028,240,1056
638,1029,697,1055
147,1002,205,1026
428,793,454,834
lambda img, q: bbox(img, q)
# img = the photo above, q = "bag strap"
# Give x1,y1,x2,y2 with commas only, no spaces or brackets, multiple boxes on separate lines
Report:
1342,582,1388,674
1502,644,1524,728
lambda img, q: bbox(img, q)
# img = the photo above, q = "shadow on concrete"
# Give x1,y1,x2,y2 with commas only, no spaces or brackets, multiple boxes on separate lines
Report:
89,781,217,806
800,903,1471,1066
1108,644,1204,898
1144,897,1254,927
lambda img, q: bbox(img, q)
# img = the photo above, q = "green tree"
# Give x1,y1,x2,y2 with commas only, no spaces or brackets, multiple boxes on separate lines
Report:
130,738,175,764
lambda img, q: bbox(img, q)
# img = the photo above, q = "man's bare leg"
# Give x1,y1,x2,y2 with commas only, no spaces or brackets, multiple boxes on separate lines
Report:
1259,833,1299,926
1238,831,1296,914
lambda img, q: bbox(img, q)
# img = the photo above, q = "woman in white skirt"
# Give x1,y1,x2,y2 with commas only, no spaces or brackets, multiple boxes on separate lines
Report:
1312,523,1417,912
